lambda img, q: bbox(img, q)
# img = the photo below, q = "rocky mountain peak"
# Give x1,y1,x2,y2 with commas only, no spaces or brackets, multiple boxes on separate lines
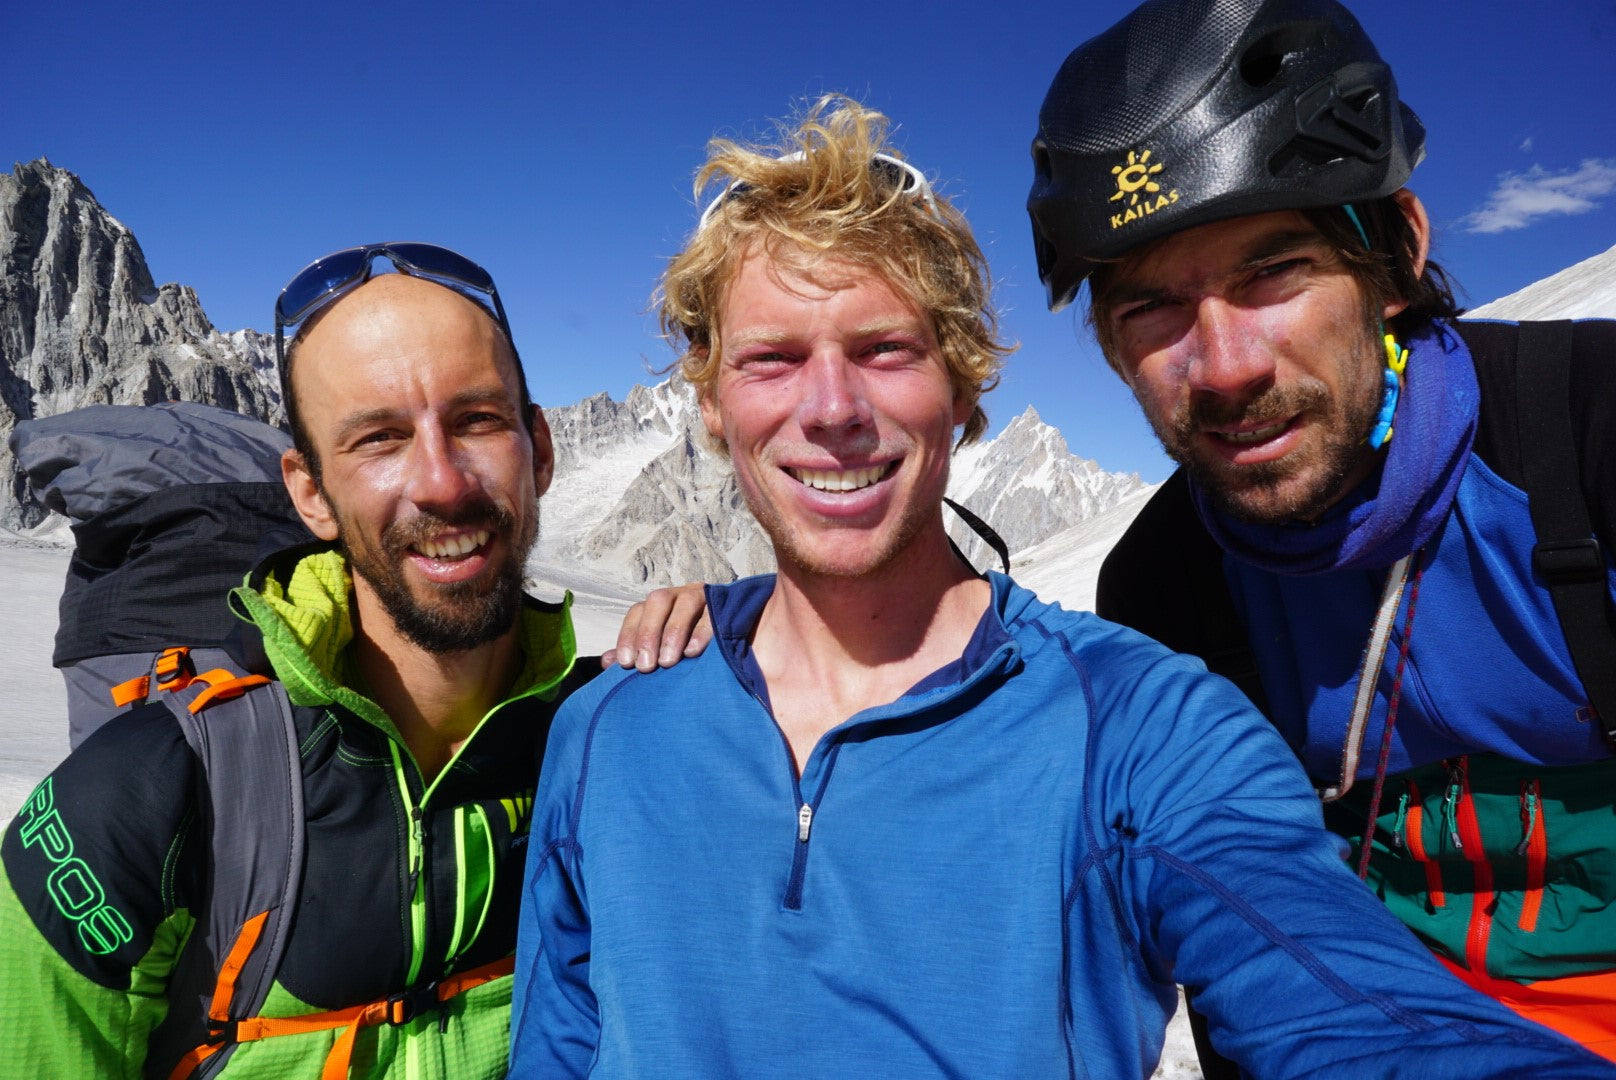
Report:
0,159,280,528
947,407,1145,570
1004,403,1045,429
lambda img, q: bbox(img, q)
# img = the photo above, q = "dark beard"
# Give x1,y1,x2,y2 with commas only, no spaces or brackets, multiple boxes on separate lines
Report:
341,499,535,655
1158,352,1382,525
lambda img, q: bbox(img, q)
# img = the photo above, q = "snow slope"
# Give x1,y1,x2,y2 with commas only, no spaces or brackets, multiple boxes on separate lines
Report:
0,539,76,820
1466,242,1616,321
1013,484,1161,612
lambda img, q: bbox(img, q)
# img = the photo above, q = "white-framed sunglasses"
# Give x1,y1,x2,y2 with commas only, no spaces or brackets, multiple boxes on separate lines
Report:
696,151,939,231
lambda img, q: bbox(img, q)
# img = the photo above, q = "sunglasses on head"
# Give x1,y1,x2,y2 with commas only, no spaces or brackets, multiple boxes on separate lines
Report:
696,151,939,232
273,242,515,365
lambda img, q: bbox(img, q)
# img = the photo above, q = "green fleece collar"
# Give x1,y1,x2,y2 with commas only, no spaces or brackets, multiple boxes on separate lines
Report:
230,549,576,733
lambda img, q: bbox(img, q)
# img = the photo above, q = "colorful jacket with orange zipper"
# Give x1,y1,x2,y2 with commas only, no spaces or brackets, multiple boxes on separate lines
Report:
0,544,581,1079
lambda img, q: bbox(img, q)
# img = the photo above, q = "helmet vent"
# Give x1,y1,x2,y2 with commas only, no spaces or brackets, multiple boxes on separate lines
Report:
1238,21,1326,89
1240,50,1285,89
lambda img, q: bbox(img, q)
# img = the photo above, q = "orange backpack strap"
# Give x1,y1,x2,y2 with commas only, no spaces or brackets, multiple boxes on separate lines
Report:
171,954,516,1080
185,669,273,714
165,911,273,1080
109,674,151,707
109,646,197,708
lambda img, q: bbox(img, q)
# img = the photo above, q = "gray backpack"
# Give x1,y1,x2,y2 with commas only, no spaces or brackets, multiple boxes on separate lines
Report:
12,401,314,1077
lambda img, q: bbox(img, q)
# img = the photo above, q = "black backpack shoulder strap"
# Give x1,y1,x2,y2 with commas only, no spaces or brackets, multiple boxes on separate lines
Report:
156,675,304,1078
1511,320,1616,744
1097,469,1270,716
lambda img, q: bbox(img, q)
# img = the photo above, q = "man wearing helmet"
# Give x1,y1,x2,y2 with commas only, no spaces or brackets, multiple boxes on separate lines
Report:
1028,0,1616,1064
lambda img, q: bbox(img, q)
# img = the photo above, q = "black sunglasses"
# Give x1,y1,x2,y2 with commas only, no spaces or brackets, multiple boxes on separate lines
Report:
273,242,516,365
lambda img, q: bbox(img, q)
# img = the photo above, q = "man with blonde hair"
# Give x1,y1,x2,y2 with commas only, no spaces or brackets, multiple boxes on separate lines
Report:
509,98,1609,1078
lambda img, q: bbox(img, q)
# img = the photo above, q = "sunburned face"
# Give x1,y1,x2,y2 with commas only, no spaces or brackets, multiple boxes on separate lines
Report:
1099,210,1405,524
283,275,553,653
700,248,970,581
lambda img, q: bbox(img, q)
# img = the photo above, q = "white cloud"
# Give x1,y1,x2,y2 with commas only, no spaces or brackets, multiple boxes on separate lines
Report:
1464,158,1616,233
1519,137,1533,152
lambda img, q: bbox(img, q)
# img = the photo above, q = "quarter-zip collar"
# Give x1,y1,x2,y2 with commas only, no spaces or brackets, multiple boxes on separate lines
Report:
708,572,1023,911
709,572,1023,753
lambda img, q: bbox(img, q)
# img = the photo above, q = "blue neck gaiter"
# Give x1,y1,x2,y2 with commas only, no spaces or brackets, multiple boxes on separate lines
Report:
1189,320,1479,575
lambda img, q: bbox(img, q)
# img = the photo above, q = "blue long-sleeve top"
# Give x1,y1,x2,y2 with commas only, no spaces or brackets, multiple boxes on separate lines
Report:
512,573,1610,1078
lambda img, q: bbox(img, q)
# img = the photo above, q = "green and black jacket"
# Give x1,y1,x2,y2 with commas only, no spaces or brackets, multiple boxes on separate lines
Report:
0,546,585,1078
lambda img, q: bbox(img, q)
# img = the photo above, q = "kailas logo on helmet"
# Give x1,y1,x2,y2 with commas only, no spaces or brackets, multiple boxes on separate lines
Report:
1107,150,1179,231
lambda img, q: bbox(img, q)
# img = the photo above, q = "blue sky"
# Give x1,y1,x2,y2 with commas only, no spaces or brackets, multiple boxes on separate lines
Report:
8,0,1614,482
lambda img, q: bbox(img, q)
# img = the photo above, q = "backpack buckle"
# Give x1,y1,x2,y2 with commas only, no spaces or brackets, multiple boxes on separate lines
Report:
1533,537,1605,585
154,646,196,690
384,979,441,1025
206,1017,239,1045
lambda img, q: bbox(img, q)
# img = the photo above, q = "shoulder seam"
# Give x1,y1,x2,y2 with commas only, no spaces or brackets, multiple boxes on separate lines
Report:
569,673,644,841
299,711,339,758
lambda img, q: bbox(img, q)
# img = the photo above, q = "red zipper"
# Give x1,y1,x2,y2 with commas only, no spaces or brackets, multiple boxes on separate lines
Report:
1403,779,1445,908
1452,757,1496,973
1518,778,1546,933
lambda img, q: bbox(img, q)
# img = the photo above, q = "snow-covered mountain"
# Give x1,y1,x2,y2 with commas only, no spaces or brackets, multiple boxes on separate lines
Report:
535,380,761,591
1465,242,1616,320
947,405,1145,571
1011,485,1161,613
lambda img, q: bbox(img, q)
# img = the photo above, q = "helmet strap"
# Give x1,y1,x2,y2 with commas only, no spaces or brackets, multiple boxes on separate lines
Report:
1342,203,1408,451
1342,203,1372,249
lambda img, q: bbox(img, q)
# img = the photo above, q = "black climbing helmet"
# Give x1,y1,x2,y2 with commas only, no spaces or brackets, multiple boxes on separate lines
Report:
1027,0,1426,311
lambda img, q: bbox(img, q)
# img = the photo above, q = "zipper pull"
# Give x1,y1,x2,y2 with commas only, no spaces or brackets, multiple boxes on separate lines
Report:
1443,764,1463,853
797,803,813,843
1391,792,1410,850
1517,781,1540,856
408,806,424,894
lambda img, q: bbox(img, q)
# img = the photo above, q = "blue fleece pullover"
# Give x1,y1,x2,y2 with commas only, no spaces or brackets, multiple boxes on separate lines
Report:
511,573,1609,1078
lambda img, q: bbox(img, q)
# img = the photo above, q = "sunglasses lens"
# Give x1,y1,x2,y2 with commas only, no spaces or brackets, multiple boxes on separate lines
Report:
871,157,910,193
386,243,495,291
276,249,370,326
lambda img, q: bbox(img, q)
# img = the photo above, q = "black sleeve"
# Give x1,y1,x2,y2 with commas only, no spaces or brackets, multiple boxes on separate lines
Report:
2,702,200,988
1098,470,1270,716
